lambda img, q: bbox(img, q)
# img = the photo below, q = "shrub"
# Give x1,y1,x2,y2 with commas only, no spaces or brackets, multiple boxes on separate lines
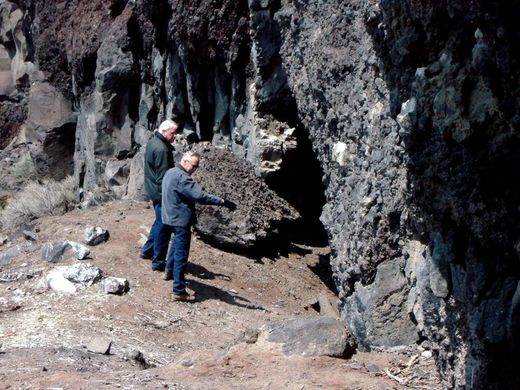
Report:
0,176,77,230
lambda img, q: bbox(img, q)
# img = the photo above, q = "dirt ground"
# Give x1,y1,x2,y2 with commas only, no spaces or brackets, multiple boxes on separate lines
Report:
0,201,441,389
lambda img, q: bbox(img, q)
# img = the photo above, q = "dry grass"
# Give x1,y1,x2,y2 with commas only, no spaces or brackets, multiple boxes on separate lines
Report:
0,176,76,230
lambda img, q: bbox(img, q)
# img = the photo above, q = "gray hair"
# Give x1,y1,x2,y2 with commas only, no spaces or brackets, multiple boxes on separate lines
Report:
158,119,178,134
181,151,201,163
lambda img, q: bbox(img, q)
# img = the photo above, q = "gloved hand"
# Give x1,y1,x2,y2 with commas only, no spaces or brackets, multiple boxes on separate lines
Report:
223,199,237,211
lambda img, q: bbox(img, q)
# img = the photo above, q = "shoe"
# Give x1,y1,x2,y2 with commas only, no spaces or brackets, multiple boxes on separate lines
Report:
163,271,173,281
151,265,165,272
172,293,196,303
139,252,152,260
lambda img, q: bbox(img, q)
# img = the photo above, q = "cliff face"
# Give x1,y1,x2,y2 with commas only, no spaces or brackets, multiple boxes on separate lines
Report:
277,1,519,388
0,0,518,388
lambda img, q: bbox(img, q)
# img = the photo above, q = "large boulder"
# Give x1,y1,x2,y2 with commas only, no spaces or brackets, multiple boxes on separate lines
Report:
192,143,299,252
256,317,355,358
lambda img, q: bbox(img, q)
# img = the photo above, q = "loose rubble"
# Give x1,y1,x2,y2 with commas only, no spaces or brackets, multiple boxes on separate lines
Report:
41,241,90,262
102,277,129,294
84,226,109,246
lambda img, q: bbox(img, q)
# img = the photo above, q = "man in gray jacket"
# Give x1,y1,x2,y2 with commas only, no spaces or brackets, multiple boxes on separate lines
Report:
141,119,179,272
162,151,236,302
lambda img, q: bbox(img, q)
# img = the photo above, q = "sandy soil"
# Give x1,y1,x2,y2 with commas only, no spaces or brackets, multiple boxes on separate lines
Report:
0,201,441,389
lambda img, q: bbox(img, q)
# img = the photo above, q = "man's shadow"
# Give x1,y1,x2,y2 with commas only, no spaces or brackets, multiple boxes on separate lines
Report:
186,263,266,311
186,262,231,281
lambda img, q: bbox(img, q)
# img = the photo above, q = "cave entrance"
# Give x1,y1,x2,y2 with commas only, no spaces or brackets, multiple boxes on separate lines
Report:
264,122,329,248
39,122,76,180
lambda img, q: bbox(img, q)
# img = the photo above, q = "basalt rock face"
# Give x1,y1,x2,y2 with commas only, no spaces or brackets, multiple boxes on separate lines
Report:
0,0,324,226
275,1,519,389
0,1,519,388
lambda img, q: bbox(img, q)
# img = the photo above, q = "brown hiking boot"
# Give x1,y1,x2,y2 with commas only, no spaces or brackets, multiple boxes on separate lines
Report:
163,271,172,281
172,293,196,303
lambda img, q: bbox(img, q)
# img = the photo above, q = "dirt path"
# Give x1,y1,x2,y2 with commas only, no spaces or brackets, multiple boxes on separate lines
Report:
0,201,440,389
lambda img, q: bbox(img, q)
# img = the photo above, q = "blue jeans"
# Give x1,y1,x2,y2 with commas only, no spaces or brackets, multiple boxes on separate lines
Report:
165,225,191,295
146,201,171,270
140,234,154,258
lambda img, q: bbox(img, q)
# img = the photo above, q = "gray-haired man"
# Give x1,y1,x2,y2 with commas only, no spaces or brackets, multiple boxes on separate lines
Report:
141,119,179,272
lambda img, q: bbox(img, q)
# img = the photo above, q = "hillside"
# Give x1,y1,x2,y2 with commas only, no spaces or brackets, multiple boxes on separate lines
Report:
0,200,440,389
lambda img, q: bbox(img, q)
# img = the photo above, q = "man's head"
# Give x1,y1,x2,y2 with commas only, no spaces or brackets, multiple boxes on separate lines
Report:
180,151,200,175
158,119,178,143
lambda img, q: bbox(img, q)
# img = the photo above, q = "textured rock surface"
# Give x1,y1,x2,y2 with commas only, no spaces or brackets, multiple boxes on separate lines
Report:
41,241,90,262
192,143,300,252
0,1,518,388
275,1,520,388
58,263,103,284
256,317,355,358
101,277,129,295
84,226,109,246
0,242,36,266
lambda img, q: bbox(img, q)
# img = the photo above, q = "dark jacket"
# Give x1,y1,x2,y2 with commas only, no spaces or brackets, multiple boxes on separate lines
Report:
161,165,224,227
143,132,174,202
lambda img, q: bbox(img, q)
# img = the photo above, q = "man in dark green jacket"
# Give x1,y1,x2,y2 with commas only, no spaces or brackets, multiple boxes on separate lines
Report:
140,119,179,271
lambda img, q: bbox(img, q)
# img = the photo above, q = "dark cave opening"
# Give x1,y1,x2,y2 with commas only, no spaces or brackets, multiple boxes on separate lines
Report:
264,124,329,248
39,122,76,180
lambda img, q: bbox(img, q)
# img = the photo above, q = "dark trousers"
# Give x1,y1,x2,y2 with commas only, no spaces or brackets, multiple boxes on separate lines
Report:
165,225,191,295
145,201,171,270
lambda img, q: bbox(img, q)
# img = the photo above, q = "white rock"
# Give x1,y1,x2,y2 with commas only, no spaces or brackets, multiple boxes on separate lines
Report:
46,270,76,294
421,350,433,358
332,142,350,166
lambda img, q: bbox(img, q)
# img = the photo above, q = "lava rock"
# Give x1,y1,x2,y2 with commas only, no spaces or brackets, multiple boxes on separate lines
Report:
84,226,110,246
0,243,36,266
58,263,103,283
102,277,129,294
256,317,355,358
86,337,112,355
41,241,90,262
191,143,300,252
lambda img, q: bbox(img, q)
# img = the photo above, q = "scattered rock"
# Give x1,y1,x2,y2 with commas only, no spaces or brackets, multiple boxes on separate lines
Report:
421,350,433,358
58,263,103,283
367,363,382,373
22,230,37,241
102,277,129,294
237,327,260,344
41,241,90,263
0,272,35,283
66,241,90,260
84,226,110,246
46,270,77,294
86,337,112,354
41,242,68,263
256,317,355,358
123,349,152,369
0,243,36,266
180,359,194,367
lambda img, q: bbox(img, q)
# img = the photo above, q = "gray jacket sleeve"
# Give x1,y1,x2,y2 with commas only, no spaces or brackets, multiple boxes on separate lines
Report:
180,175,224,206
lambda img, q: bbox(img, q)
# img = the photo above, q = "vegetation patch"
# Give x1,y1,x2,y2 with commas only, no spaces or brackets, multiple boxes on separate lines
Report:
0,176,76,230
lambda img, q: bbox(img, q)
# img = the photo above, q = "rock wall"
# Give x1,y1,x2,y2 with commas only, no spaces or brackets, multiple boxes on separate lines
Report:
275,0,519,388
0,0,518,388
